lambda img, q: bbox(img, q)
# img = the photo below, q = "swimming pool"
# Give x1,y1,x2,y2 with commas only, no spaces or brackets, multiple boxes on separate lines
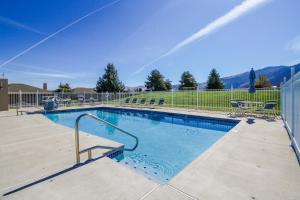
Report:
45,107,239,183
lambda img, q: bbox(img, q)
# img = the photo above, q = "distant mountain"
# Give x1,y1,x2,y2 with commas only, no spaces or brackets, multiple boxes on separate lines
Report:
125,85,146,92
170,63,300,90
221,63,300,89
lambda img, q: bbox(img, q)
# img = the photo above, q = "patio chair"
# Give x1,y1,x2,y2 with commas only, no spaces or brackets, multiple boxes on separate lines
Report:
124,98,130,104
256,101,277,120
158,98,165,106
149,98,155,109
121,98,130,107
131,98,137,104
63,98,72,107
78,95,85,106
43,99,58,111
88,97,95,105
229,101,241,117
139,98,146,105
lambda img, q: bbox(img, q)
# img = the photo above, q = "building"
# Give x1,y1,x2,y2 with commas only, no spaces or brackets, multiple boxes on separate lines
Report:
8,83,48,93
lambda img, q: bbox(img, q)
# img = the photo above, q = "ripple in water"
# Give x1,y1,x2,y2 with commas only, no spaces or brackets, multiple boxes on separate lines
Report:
115,152,175,183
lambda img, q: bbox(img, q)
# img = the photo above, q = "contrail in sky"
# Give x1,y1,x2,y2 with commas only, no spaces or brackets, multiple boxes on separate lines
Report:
0,0,121,69
133,0,270,74
0,16,47,35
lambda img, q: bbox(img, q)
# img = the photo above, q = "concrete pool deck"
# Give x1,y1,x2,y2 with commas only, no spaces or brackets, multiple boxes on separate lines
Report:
0,106,299,199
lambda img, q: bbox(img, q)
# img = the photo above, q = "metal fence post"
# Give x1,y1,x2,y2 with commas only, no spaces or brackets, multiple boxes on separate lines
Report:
36,90,39,107
106,92,108,104
19,90,22,108
171,89,174,108
231,84,233,100
196,87,199,110
283,77,287,120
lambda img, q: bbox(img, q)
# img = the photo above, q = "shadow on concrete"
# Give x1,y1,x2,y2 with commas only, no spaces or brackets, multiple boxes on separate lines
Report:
2,147,122,197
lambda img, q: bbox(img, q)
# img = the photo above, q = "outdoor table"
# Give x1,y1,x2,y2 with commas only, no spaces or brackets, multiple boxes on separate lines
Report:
237,101,264,116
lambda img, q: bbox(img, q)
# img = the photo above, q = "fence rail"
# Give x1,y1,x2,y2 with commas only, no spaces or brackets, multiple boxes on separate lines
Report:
281,69,300,162
9,88,280,114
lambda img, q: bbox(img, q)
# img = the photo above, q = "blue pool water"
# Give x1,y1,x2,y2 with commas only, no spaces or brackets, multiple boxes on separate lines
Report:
45,108,238,183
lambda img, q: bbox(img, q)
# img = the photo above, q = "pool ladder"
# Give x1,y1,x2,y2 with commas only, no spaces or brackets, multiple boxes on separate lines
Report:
75,113,138,164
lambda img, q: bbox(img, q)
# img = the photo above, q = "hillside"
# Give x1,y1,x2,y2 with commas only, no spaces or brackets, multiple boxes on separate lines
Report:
221,63,300,89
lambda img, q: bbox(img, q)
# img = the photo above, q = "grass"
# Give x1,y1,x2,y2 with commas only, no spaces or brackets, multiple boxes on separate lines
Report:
109,89,280,114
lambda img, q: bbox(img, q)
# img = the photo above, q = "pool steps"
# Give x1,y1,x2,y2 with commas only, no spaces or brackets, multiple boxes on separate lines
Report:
74,113,138,164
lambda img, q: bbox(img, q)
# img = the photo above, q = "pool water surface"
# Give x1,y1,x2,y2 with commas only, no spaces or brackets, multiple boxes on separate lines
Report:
45,108,238,183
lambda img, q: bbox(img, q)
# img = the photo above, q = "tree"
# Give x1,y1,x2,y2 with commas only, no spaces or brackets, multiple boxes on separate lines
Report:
255,75,272,88
145,69,171,91
206,68,224,89
179,71,197,90
55,83,71,92
165,79,172,91
96,63,125,92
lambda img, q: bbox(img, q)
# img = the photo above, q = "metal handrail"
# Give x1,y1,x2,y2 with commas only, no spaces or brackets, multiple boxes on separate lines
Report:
75,113,138,164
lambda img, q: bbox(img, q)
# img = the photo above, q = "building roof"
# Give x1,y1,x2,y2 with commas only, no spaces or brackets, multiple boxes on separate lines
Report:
8,83,47,93
72,87,96,94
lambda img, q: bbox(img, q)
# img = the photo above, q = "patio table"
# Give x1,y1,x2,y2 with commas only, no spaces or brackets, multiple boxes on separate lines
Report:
238,101,264,116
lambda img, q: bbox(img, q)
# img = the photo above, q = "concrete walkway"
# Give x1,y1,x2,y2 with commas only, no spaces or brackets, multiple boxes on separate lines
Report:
0,108,299,200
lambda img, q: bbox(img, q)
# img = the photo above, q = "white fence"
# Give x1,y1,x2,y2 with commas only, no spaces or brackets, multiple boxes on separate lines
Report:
281,69,300,162
9,88,280,114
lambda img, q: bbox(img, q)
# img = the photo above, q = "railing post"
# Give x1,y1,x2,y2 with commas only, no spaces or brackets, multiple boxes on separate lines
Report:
36,90,39,107
75,118,80,164
196,87,199,110
19,90,22,108
171,89,174,108
291,67,295,137
106,92,108,104
231,84,233,100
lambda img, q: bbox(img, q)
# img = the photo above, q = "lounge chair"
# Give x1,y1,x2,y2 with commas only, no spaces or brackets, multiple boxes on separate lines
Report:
77,95,85,105
139,98,146,105
149,98,155,108
122,98,130,106
131,98,137,104
124,98,130,103
43,99,58,111
41,96,54,105
158,98,165,106
88,97,95,105
256,101,277,120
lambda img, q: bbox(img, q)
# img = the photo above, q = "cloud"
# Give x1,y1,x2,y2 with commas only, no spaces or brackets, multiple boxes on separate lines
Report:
286,35,300,54
0,61,82,79
134,0,270,74
0,16,47,35
0,0,122,69
24,71,73,78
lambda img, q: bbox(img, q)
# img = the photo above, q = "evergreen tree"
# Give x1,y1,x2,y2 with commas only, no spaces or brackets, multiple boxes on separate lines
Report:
165,79,172,91
145,69,168,91
55,83,71,92
96,63,125,92
179,71,197,90
206,68,224,89
255,75,272,88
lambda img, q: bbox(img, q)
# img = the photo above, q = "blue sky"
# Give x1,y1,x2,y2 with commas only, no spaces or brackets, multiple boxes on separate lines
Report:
0,0,299,89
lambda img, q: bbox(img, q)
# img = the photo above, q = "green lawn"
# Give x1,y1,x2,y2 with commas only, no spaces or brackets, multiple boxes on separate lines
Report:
109,89,280,114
